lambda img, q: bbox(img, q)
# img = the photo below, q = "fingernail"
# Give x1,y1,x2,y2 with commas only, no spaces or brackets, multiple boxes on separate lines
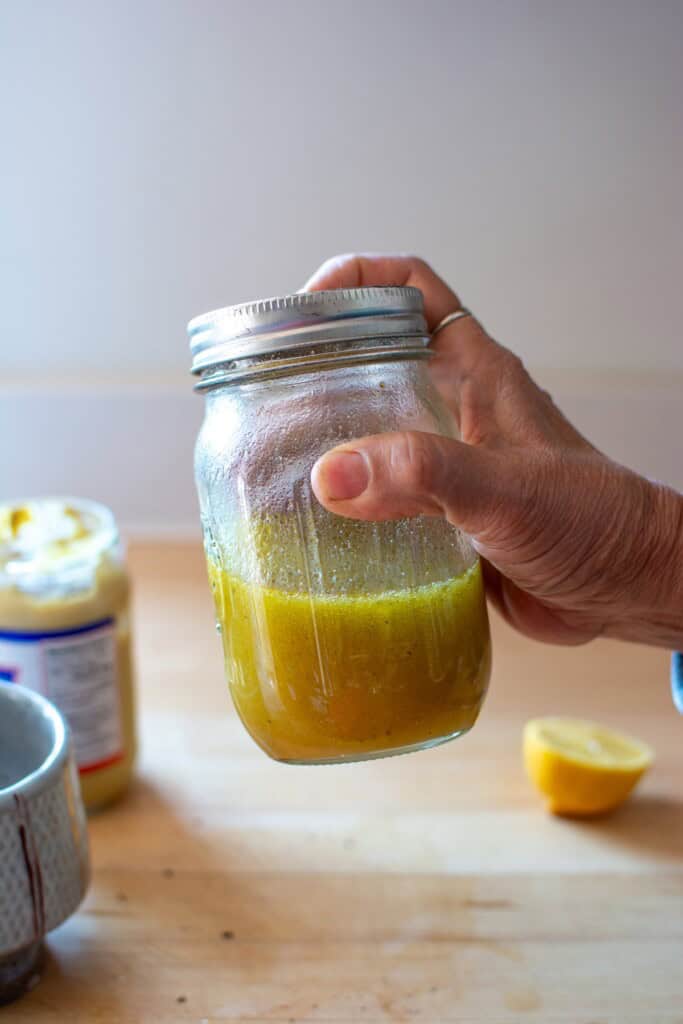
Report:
314,451,369,501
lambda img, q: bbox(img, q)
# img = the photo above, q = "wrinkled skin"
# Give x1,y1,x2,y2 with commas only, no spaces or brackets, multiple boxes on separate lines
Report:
307,253,683,649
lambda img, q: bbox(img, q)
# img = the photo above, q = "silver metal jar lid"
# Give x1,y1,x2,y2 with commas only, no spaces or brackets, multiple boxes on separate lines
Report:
188,287,428,376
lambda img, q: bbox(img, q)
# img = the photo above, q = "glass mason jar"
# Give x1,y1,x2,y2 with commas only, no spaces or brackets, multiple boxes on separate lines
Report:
0,498,137,809
190,288,491,764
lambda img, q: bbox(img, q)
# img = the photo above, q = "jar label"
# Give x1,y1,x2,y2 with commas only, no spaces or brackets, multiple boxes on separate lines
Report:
0,619,124,773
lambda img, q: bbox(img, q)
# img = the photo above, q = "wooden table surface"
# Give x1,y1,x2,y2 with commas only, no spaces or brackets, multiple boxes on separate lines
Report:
12,543,683,1024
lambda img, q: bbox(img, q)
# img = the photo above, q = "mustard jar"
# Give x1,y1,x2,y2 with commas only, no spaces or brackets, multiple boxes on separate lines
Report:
0,498,137,809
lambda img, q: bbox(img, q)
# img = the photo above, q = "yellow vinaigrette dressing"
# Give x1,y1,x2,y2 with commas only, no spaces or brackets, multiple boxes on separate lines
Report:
210,559,490,763
190,286,494,761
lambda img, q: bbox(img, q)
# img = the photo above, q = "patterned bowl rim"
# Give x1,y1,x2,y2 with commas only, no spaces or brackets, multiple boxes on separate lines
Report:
0,686,69,810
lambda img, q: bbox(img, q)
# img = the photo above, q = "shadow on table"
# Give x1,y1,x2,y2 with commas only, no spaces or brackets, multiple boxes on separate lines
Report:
574,794,683,861
14,774,280,1020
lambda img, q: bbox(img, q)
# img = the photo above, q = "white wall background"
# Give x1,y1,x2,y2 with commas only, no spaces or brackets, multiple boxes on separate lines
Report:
2,0,682,531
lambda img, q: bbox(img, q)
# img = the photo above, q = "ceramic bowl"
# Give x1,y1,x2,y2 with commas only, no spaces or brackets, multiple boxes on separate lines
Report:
0,684,90,1004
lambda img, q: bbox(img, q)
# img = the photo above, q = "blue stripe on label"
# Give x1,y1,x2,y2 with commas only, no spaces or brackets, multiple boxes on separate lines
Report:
0,618,115,643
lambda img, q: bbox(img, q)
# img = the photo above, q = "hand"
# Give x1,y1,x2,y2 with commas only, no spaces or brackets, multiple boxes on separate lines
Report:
306,254,683,649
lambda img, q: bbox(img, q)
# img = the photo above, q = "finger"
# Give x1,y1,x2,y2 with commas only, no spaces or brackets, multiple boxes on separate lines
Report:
310,429,514,541
304,252,504,392
303,253,461,331
488,570,600,645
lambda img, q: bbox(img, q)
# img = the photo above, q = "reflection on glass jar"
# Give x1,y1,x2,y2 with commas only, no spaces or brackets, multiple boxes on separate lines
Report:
190,288,491,763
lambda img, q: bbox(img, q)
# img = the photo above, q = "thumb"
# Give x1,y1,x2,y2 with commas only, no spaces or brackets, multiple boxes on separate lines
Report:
311,430,515,539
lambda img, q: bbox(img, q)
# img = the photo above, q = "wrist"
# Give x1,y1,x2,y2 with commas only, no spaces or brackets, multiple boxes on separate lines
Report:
605,480,683,647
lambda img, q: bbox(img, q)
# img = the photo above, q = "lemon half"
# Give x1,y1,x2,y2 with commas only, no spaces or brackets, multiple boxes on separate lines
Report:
523,717,654,817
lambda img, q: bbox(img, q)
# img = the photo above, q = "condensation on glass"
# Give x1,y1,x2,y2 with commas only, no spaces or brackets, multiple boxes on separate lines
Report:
189,288,491,763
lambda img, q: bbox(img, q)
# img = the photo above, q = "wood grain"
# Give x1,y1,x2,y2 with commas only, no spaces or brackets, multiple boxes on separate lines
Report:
14,542,683,1023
